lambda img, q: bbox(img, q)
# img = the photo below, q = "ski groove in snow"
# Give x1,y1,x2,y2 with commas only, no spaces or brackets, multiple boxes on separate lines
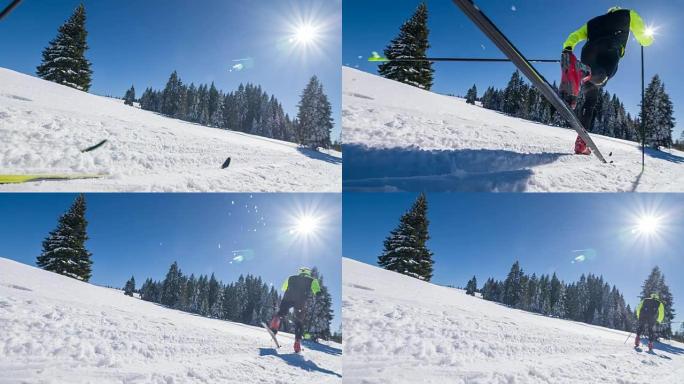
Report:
342,67,684,192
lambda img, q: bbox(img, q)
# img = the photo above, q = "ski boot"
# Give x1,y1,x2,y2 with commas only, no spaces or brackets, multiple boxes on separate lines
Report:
574,135,592,155
648,341,654,352
634,335,640,348
269,316,281,334
294,338,302,354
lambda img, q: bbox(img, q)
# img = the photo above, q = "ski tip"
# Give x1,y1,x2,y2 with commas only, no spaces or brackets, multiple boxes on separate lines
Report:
221,157,232,169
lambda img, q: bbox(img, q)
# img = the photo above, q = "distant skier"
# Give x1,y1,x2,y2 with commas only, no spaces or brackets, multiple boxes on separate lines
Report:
561,6,653,155
268,267,320,353
634,293,665,352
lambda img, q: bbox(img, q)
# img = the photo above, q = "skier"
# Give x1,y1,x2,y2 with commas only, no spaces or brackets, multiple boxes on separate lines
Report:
561,6,653,155
634,293,665,352
268,267,321,353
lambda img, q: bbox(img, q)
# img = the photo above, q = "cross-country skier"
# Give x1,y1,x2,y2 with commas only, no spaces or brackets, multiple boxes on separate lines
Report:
561,6,653,155
634,293,665,352
268,267,321,353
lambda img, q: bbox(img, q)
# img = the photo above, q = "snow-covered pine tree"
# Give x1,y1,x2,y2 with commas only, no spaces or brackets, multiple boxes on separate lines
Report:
641,75,675,149
295,75,333,149
123,85,136,106
160,262,183,308
502,71,527,117
36,4,92,91
465,275,477,295
378,2,433,90
502,261,524,307
36,194,92,281
465,85,477,105
124,276,136,296
304,268,333,341
640,266,675,338
378,193,434,281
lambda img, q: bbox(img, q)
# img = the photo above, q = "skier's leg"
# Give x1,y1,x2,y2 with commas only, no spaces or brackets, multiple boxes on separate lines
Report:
270,298,293,333
293,302,306,353
647,320,656,350
635,320,644,346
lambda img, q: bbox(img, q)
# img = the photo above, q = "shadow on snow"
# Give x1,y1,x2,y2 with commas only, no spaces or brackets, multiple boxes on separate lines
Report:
343,144,568,192
259,348,342,377
296,147,343,165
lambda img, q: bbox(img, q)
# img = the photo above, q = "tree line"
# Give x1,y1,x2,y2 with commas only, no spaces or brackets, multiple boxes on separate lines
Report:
128,263,334,341
473,262,675,338
34,4,334,149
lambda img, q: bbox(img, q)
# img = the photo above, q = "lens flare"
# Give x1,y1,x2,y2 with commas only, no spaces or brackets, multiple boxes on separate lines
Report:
291,23,319,46
634,214,661,235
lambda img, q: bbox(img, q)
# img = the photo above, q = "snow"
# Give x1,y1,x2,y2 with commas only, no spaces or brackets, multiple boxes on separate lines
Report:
0,257,341,383
0,68,341,192
343,258,684,384
342,67,684,192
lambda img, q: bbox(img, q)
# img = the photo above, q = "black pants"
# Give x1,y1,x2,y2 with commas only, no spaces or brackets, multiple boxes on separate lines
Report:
636,317,657,343
277,297,306,340
578,40,621,131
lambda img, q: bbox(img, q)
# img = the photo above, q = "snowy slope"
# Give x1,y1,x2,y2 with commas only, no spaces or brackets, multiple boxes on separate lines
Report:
0,258,342,383
342,67,684,192
343,258,684,384
0,68,341,192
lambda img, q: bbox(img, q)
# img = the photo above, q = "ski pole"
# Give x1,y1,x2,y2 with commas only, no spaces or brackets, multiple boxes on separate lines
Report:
0,0,22,21
623,331,633,344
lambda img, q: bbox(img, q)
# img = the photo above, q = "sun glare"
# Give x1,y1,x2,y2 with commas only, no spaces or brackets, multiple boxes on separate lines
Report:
294,214,320,235
291,23,319,46
634,214,661,236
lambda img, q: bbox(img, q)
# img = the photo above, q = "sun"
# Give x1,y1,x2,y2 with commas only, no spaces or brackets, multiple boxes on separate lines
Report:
294,214,320,235
291,23,319,46
634,214,661,236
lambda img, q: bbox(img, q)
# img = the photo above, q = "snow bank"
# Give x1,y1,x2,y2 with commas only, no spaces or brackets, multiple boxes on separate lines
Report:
0,257,341,383
342,67,684,192
0,68,341,192
343,258,684,383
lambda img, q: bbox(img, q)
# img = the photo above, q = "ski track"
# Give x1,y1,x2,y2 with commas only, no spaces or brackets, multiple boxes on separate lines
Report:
342,258,684,384
342,67,684,192
0,258,342,383
0,68,341,192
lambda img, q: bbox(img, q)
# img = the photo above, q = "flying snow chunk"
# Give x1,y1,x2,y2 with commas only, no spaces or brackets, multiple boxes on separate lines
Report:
511,5,517,11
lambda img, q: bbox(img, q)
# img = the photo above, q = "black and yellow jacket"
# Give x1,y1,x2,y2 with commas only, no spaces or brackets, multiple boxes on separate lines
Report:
563,9,653,56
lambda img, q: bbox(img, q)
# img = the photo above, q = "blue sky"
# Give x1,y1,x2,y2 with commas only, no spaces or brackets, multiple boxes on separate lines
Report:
0,0,341,139
0,193,342,331
344,0,682,139
344,193,684,325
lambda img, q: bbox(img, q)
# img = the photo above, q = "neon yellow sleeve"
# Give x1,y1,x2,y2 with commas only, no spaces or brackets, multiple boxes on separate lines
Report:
636,300,643,319
630,10,654,47
657,303,665,323
281,278,289,292
563,24,588,50
311,279,321,295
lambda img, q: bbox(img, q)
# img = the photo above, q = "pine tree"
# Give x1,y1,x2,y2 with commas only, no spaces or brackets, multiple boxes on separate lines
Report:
465,275,477,295
641,75,675,149
123,85,136,106
36,194,92,281
378,193,434,281
502,261,523,307
465,85,477,105
640,267,675,338
378,2,433,90
305,268,333,341
124,276,136,296
161,262,183,308
36,4,92,91
296,75,333,149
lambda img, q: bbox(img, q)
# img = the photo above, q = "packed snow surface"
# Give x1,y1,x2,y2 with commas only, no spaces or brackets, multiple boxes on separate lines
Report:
0,68,341,192
0,258,342,383
342,67,684,192
343,258,684,384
